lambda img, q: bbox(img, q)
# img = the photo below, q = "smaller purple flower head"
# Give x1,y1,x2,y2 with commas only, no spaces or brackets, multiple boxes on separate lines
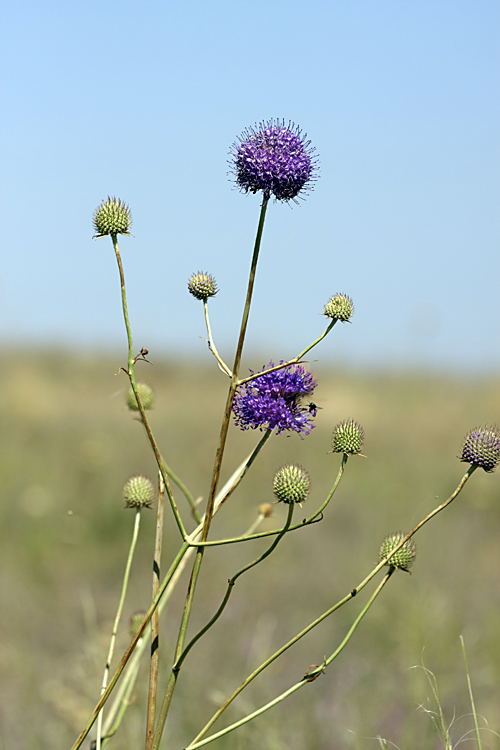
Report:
460,425,500,472
229,120,318,203
232,362,317,436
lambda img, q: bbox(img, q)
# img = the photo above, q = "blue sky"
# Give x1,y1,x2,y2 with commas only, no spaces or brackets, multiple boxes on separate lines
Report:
1,0,499,371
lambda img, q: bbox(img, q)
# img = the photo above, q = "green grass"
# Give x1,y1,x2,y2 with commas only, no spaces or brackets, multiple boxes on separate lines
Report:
0,350,498,749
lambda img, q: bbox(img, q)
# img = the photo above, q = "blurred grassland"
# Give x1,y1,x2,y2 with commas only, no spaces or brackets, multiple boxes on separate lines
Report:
0,350,499,750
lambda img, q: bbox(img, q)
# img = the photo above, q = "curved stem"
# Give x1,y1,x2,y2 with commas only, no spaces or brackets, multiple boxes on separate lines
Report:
203,299,232,376
186,453,348,547
175,503,295,672
187,569,393,749
95,508,142,750
236,319,337,386
112,235,192,539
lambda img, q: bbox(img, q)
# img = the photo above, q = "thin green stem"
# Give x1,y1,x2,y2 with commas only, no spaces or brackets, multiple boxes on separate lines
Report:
175,503,295,672
95,508,142,750
236,319,337,386
112,235,196,538
186,453,348,547
460,635,483,750
203,299,232,376
186,570,393,749
101,635,144,746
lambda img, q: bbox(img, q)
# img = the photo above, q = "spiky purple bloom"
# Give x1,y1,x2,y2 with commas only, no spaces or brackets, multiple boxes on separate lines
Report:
232,362,317,436
460,425,500,472
230,120,318,203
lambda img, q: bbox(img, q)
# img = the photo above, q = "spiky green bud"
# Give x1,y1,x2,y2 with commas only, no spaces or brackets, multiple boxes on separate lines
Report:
93,196,132,238
379,532,416,572
187,272,218,301
123,475,155,509
324,293,354,322
460,425,500,473
273,464,311,505
127,383,154,412
331,419,364,455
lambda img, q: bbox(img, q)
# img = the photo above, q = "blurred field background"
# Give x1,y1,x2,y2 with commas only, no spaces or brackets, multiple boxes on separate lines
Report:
0,350,498,749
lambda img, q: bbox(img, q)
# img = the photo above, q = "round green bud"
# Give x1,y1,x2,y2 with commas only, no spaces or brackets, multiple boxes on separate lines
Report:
331,419,365,455
123,475,155,509
129,610,146,637
127,383,154,411
460,425,500,473
379,532,416,572
188,272,218,301
273,464,311,505
324,293,354,322
93,196,132,238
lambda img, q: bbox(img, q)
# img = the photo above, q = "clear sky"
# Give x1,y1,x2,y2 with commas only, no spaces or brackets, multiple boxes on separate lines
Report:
1,0,499,371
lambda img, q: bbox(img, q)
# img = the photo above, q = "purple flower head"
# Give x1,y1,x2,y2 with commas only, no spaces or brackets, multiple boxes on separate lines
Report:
229,120,318,203
232,362,317,436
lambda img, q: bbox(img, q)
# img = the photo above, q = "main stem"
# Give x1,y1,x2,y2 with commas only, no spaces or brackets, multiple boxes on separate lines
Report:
151,199,269,749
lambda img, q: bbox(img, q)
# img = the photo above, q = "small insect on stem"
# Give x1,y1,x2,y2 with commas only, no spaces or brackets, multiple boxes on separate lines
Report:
303,662,326,682
133,348,152,365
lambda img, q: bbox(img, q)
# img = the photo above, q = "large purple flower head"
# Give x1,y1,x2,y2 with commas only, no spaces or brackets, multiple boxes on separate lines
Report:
232,362,317,436
230,120,318,203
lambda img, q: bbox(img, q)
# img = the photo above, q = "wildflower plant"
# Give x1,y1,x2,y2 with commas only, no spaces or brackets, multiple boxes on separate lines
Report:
70,119,498,750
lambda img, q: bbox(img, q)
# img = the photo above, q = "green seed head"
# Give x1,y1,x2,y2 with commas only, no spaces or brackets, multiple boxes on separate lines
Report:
93,196,132,238
379,532,416,572
127,383,154,412
123,475,155,509
188,272,218,301
273,464,311,505
324,293,354,322
331,419,365,455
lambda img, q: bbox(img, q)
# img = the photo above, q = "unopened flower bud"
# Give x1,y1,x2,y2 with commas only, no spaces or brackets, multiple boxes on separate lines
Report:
379,532,416,572
188,272,218,301
324,294,354,322
273,464,310,505
127,383,154,411
93,196,132,238
460,425,500,473
123,475,155,509
331,419,364,455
